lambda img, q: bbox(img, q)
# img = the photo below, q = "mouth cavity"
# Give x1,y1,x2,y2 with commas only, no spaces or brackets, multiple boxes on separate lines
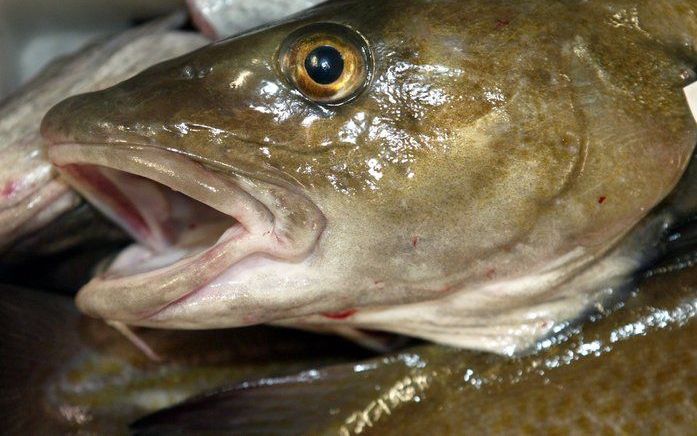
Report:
48,143,324,321
62,163,241,278
50,143,277,279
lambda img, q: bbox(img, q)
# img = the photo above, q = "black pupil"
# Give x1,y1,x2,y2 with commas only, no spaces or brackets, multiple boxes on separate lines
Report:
304,46,344,85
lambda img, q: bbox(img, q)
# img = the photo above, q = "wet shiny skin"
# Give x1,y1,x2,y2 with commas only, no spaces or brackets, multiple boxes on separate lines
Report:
44,0,697,353
131,262,697,434
362,264,697,435
8,262,695,433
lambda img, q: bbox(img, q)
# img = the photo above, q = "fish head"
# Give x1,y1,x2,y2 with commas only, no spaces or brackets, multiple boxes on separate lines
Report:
44,0,696,342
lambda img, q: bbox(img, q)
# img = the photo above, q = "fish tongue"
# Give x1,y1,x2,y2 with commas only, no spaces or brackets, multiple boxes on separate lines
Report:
106,220,235,280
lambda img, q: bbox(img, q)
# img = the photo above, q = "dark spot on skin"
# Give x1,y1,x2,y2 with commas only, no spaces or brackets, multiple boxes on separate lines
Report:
486,268,496,280
412,236,420,248
495,18,510,29
598,196,607,204
323,309,357,320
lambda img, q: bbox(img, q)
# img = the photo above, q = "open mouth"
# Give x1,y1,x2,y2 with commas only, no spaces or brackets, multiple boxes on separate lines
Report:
48,143,324,323
62,164,242,278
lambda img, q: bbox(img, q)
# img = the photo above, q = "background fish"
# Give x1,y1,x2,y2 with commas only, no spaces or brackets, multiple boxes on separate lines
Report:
0,203,127,292
0,0,183,99
43,0,697,354
0,239,693,434
0,13,208,254
0,285,373,434
132,258,697,434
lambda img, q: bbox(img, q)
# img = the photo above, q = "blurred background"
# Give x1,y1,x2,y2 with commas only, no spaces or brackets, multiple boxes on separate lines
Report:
0,0,183,100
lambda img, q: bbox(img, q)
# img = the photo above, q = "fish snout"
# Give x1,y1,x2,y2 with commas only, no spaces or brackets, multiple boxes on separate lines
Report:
42,79,179,148
41,91,106,145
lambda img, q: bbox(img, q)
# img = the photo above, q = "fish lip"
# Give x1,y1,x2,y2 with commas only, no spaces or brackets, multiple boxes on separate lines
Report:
47,142,326,323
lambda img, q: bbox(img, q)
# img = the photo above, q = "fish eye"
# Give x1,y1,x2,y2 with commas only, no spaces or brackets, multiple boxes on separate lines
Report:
279,23,373,105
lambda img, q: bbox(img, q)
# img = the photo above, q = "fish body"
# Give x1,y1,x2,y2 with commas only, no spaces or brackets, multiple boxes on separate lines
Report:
44,0,697,353
132,261,697,434
0,259,694,433
0,286,371,434
0,14,208,253
0,203,127,293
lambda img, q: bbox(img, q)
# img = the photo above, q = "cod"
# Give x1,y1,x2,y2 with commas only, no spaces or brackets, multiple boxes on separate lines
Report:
43,0,697,354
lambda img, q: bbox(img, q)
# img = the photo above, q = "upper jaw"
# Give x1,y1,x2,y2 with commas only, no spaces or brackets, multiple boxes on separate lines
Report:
48,142,326,323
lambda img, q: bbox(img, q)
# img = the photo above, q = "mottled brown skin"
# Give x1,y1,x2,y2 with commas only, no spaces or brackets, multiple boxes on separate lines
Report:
43,0,697,351
133,263,697,435
364,267,697,435
0,287,372,434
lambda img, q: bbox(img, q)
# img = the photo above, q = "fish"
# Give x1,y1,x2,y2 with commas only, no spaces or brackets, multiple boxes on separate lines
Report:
43,0,697,354
131,259,697,435
0,13,209,253
0,203,127,292
187,0,324,39
0,285,373,434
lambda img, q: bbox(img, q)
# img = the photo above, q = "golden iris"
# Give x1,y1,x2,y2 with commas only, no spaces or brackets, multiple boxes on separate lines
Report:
279,23,372,105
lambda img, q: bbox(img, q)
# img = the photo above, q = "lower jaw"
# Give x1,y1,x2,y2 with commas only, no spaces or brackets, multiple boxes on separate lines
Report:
79,230,271,323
